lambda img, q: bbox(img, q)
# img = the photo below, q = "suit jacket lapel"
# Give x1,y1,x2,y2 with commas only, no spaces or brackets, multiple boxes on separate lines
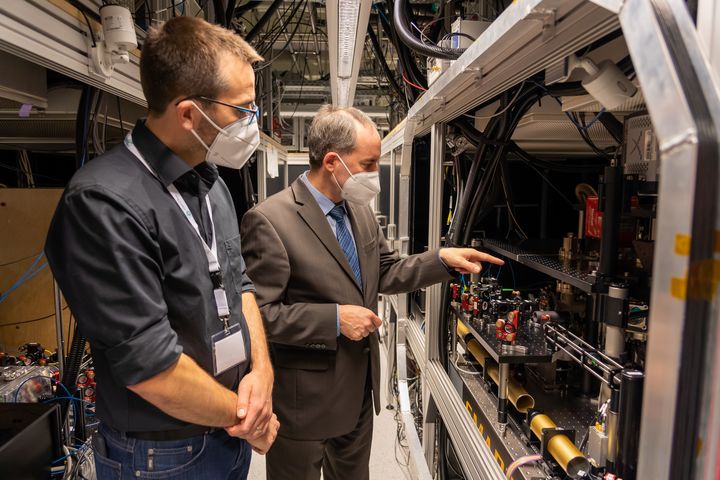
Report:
292,179,362,294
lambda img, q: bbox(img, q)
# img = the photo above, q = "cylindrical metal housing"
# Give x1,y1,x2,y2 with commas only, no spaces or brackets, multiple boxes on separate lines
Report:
617,370,644,479
457,320,472,342
530,413,591,478
607,387,621,466
498,362,509,424
465,339,535,413
604,325,626,359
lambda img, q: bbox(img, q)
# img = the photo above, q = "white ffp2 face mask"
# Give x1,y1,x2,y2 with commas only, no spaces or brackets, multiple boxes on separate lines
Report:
190,101,260,170
332,154,381,205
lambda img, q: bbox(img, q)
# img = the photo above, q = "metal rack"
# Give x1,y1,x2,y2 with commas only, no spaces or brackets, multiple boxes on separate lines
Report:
481,239,602,293
381,1,720,479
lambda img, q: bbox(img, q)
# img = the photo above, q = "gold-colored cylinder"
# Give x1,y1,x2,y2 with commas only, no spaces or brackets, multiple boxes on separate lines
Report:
485,364,535,413
465,340,535,413
457,320,472,343
466,339,488,368
530,414,590,478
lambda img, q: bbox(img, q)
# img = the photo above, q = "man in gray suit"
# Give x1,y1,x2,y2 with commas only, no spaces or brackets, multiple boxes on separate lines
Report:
240,105,502,479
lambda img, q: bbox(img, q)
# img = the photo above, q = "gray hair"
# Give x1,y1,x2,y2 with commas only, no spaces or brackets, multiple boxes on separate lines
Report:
307,104,377,169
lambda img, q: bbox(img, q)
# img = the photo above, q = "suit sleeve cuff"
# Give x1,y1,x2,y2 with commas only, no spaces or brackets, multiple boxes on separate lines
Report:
437,250,459,277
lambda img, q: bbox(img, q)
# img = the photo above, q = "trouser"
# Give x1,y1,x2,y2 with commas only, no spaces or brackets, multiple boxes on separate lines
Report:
266,391,374,480
93,423,252,479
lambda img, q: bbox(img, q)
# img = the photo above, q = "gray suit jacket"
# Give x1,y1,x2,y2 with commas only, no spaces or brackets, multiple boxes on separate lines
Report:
240,178,452,440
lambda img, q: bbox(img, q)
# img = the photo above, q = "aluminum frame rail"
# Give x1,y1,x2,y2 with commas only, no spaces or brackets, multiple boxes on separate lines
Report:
396,0,621,172
613,1,720,479
0,0,145,106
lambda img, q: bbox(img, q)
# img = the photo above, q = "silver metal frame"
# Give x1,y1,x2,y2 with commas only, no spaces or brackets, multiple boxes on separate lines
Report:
382,0,720,478
0,1,145,106
621,2,720,478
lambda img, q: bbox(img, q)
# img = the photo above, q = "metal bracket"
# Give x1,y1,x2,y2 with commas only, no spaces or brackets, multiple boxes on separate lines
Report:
528,8,557,42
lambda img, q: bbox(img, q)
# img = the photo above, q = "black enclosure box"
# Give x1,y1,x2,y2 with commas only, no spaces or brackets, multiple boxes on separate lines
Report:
0,403,62,480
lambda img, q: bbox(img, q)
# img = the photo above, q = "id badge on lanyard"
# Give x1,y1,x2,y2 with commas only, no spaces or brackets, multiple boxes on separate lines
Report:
124,134,246,375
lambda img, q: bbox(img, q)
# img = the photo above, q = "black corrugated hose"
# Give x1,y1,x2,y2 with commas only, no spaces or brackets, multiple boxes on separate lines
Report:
393,0,465,60
61,328,87,439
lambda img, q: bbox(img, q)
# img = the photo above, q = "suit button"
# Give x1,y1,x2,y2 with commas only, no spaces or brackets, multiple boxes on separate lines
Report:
363,347,370,354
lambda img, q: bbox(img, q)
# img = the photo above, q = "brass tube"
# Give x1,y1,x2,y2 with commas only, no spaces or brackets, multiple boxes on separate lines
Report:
530,414,591,478
457,319,472,342
465,340,535,413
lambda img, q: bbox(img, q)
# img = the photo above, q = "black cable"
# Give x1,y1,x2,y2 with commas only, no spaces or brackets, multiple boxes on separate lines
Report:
367,26,404,100
75,86,95,169
224,0,237,27
245,0,283,43
273,0,307,55
383,0,427,93
79,10,96,47
116,96,125,137
599,111,624,144
0,306,70,327
509,142,606,173
393,0,464,60
212,0,225,25
257,0,303,57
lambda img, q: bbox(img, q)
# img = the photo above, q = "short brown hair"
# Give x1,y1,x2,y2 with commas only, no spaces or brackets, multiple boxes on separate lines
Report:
307,105,377,169
140,16,263,114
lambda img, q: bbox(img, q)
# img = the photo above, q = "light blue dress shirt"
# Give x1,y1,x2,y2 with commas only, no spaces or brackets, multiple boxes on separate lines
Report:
299,171,356,336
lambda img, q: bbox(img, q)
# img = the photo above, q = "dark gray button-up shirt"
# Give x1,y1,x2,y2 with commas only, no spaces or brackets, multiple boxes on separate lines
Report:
46,120,254,432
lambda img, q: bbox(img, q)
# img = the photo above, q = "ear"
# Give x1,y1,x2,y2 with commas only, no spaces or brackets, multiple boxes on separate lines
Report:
322,152,339,173
174,98,197,132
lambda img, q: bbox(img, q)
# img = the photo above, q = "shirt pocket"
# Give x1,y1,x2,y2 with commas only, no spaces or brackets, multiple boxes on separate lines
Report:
223,234,248,295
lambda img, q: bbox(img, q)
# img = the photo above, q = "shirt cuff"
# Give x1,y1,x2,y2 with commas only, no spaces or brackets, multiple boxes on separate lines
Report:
336,304,341,337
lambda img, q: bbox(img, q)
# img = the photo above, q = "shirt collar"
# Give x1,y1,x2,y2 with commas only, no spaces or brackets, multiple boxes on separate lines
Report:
299,171,343,216
131,119,205,188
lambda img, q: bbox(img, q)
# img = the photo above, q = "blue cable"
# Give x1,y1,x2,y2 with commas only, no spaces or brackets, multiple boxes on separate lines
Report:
372,3,390,25
51,443,89,465
0,253,47,303
14,376,80,439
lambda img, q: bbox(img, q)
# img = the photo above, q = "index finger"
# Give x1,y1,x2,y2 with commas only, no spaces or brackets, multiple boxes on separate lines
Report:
466,250,504,266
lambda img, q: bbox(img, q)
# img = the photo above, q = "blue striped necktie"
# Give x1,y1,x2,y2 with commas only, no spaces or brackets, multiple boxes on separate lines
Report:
328,205,362,289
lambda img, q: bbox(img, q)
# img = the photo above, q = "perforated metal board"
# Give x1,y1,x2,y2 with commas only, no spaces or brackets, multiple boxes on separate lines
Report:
481,239,601,293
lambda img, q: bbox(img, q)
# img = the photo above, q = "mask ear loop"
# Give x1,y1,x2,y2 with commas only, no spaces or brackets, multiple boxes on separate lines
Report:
190,129,212,153
190,101,255,146
335,154,356,179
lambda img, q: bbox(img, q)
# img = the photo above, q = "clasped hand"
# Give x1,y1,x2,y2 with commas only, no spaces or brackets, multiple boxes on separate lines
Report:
224,367,279,454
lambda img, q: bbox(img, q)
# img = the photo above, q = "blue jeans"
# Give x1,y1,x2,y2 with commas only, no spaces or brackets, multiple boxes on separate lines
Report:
93,423,251,479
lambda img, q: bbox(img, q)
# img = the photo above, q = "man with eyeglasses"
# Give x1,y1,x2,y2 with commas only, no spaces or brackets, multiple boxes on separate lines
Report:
45,17,278,479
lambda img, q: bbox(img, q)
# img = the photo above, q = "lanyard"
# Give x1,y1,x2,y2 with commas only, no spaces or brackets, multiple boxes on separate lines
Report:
124,134,231,328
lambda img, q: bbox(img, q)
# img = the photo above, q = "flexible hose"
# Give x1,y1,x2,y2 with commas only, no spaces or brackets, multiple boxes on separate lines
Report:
393,0,465,60
61,326,87,434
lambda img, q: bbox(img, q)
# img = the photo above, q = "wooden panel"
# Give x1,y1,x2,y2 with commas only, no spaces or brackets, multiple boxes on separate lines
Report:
0,188,71,355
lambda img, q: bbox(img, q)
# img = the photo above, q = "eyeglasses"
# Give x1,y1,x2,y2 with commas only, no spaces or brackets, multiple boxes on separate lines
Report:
179,95,259,125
